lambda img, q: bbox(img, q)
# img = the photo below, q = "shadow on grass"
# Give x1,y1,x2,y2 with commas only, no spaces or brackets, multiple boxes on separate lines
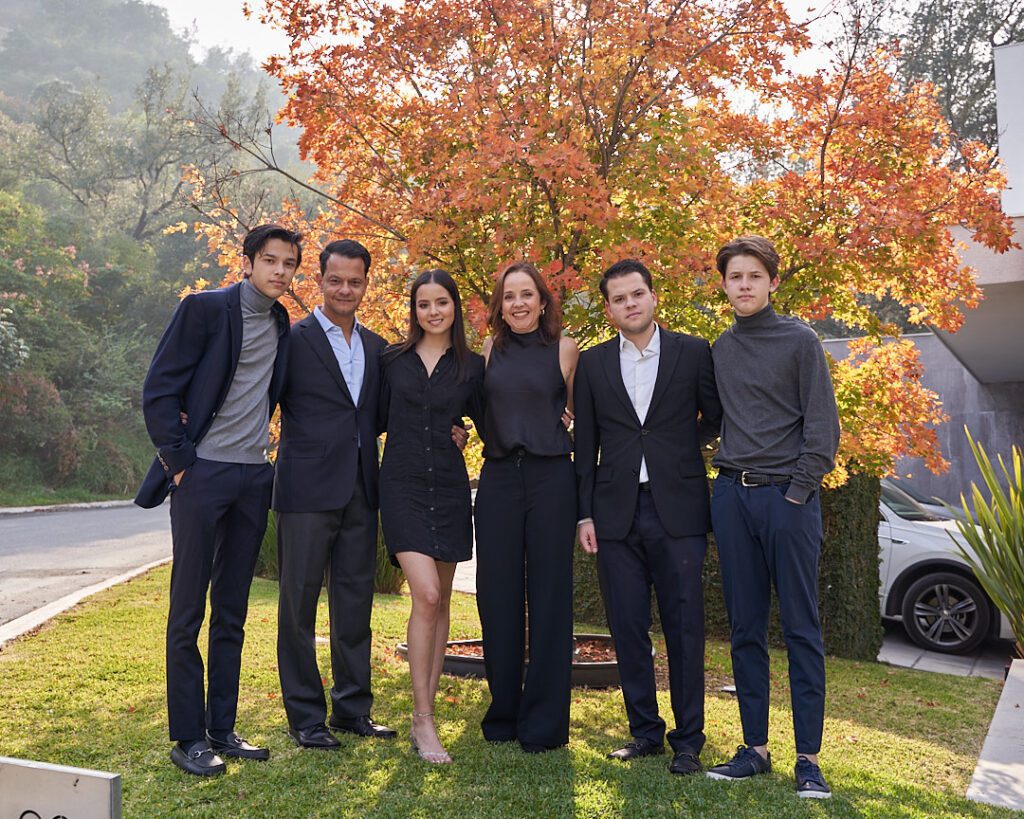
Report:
0,569,1015,817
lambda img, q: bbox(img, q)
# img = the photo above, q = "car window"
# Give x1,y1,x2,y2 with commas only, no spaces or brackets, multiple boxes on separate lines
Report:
880,483,944,521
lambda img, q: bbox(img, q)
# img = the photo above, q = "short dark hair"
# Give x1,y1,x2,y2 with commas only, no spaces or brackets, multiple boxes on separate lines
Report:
319,239,371,277
716,235,780,280
599,259,654,300
242,224,303,268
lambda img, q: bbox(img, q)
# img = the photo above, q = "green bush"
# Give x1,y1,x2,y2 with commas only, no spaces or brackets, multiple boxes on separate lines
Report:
255,510,406,595
255,510,280,581
573,475,883,662
953,430,1024,656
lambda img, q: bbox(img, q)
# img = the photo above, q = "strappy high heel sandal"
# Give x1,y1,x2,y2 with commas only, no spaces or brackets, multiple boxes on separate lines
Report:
410,712,452,764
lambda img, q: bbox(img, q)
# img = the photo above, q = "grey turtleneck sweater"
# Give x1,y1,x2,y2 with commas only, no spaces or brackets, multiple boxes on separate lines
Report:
196,278,279,464
711,304,840,504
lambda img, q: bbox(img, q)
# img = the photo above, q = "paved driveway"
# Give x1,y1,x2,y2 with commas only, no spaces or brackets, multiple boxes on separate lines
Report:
0,503,171,627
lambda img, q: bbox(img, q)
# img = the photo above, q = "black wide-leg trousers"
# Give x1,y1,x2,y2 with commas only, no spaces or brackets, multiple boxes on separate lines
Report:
166,457,274,742
276,477,378,731
474,452,576,748
596,489,707,755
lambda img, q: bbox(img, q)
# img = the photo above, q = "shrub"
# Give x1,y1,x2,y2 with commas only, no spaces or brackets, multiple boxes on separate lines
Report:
953,430,1024,657
254,510,406,596
573,475,884,662
0,369,82,483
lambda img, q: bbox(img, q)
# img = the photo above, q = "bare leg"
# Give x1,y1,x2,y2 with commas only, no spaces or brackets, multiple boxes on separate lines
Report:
427,561,457,703
396,551,451,762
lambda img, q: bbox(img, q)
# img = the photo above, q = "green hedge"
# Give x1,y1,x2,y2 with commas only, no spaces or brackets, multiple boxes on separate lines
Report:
255,511,405,595
573,474,883,661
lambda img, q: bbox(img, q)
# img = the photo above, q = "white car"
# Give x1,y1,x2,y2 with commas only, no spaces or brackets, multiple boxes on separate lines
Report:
878,481,1013,654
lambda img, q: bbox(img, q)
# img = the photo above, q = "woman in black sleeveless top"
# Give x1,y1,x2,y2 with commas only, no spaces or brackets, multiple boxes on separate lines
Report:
475,261,579,752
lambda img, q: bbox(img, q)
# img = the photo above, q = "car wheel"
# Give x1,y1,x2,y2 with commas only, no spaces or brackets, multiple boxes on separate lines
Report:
901,571,991,654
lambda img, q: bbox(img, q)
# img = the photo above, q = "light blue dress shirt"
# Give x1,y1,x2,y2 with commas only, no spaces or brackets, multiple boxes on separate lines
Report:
313,306,365,405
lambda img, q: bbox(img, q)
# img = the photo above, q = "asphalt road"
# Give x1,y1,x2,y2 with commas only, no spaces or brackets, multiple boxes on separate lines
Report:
0,504,172,626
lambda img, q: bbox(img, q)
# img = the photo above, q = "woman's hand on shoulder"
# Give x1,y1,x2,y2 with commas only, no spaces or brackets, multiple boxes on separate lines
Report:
481,336,494,365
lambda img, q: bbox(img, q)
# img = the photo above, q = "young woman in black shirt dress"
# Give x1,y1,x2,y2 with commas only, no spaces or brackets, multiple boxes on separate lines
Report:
475,261,579,753
379,269,484,764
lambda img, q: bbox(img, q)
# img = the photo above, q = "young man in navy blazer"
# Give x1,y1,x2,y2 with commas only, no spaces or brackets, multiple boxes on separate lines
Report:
273,240,396,749
574,259,722,775
136,224,301,776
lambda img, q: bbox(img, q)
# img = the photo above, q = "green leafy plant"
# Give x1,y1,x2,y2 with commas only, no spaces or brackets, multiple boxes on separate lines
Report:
953,428,1024,658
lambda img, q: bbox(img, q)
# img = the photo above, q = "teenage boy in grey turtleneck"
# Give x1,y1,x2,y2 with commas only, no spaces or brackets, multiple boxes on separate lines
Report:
137,224,301,777
705,235,840,800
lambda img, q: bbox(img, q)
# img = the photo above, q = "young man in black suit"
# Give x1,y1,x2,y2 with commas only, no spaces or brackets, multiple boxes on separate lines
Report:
273,240,396,749
574,259,722,775
137,224,301,776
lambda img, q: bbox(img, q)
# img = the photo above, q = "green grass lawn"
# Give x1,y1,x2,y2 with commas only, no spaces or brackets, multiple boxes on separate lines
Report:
0,566,1014,818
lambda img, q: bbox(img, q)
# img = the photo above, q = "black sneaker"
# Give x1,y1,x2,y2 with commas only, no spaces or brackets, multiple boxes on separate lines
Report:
706,745,772,781
795,755,831,799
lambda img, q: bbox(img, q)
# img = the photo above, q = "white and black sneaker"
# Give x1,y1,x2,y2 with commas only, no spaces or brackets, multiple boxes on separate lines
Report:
795,755,832,799
706,745,772,780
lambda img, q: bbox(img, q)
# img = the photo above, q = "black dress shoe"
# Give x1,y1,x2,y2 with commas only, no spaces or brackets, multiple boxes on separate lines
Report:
669,750,703,775
607,738,665,761
289,724,342,749
170,739,226,776
329,715,397,739
206,730,270,761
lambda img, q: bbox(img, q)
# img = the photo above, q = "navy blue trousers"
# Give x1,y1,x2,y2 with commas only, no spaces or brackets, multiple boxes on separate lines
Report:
597,490,706,754
166,458,274,741
711,475,826,755
474,453,575,748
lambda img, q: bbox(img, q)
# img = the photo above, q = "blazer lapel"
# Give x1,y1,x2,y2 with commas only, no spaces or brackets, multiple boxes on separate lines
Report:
649,328,682,412
227,282,243,378
601,340,642,426
303,314,355,405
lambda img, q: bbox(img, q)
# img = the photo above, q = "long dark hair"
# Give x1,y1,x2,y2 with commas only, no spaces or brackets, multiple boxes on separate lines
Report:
486,261,562,351
383,269,472,382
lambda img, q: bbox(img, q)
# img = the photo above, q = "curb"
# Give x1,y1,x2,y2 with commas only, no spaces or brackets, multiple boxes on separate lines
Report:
0,499,136,517
0,556,171,650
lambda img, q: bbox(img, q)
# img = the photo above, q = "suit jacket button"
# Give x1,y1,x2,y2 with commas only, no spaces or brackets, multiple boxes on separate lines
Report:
641,430,648,436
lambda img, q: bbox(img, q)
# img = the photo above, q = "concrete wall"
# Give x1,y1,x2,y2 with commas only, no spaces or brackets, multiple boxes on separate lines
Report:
822,334,1024,503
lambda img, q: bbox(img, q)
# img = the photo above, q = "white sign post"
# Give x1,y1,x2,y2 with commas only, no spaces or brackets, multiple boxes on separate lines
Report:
0,757,121,819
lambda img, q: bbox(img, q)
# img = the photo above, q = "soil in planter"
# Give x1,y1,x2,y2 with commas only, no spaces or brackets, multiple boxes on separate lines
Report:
445,637,619,663
445,637,734,694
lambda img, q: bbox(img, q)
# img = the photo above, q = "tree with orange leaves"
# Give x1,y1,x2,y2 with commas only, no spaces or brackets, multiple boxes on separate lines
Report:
184,0,1013,481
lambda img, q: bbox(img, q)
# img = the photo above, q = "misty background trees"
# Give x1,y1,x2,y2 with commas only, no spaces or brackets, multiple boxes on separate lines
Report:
0,0,1019,502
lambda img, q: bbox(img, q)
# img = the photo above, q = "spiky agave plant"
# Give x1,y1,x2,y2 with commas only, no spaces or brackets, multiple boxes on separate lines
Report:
952,428,1024,659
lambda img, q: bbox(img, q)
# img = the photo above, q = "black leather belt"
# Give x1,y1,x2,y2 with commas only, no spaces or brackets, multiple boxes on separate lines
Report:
718,467,791,487
638,481,652,492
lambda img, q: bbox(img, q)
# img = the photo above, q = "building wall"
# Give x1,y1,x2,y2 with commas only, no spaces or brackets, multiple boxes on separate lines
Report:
822,334,1024,503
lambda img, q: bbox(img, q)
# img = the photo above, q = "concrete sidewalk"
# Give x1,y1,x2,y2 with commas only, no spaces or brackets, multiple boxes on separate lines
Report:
878,623,1012,680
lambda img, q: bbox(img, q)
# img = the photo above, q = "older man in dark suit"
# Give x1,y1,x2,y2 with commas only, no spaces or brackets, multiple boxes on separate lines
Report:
574,259,722,776
137,224,301,776
273,239,396,749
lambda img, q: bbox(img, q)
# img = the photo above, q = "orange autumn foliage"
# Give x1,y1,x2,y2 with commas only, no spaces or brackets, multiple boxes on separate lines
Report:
185,0,1013,481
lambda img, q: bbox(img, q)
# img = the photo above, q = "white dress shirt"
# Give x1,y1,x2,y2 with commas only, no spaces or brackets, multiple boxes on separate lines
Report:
313,306,365,405
620,325,661,483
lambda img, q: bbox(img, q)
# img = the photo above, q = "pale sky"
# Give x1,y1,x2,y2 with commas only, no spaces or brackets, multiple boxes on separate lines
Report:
147,0,290,63
149,0,840,68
